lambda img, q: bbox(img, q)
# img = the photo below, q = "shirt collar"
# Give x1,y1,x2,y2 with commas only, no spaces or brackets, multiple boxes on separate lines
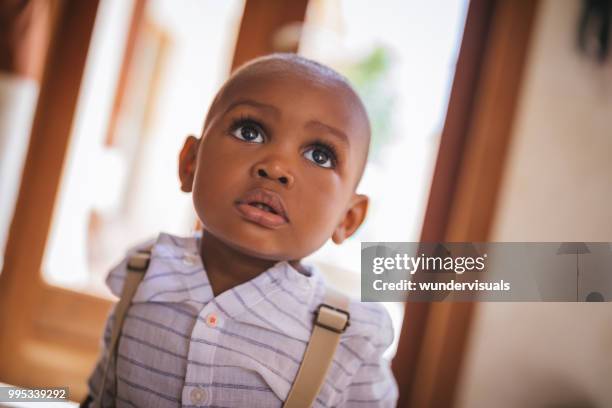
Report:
106,231,321,315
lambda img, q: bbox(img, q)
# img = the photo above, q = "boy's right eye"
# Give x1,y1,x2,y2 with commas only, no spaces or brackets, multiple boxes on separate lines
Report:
230,120,264,143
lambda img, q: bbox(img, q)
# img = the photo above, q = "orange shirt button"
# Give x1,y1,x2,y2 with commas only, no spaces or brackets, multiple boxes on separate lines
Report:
205,313,218,327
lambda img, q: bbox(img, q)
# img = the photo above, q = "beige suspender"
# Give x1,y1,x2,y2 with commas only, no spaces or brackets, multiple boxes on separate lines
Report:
93,250,350,408
94,249,152,408
283,288,350,408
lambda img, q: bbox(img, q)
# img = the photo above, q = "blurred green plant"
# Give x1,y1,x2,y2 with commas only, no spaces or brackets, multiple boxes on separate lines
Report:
342,46,396,163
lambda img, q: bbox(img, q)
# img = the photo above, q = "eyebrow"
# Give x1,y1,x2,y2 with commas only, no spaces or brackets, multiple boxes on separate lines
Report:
223,98,350,147
223,99,280,117
305,120,350,147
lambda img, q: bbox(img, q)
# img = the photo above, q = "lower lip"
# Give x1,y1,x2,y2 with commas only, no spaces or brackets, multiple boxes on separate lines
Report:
235,202,288,228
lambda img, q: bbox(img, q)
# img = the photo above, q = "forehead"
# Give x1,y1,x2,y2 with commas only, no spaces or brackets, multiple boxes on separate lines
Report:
212,68,370,153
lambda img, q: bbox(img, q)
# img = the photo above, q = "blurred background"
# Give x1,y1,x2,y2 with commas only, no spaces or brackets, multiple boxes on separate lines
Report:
0,0,468,361
0,0,611,407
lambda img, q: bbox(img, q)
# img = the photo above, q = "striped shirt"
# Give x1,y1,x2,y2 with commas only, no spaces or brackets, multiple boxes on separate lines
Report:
87,232,398,407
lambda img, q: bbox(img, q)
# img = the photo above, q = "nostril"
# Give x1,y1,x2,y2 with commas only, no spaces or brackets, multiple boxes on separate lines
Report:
278,176,288,185
257,169,267,177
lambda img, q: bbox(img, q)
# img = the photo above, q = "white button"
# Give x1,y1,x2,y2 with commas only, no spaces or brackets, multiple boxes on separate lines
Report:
183,253,198,266
205,313,218,327
190,387,206,404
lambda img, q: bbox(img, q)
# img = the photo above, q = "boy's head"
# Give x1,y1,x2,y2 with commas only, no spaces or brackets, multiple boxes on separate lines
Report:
179,53,371,262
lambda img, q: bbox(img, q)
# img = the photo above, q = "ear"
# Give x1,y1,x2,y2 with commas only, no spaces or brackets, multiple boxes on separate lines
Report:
178,135,199,192
332,193,369,244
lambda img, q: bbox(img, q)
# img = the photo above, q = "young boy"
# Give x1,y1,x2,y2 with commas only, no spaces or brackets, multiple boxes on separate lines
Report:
85,53,398,407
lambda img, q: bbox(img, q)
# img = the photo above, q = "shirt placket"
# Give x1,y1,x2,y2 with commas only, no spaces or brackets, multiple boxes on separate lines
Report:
172,238,217,408
182,301,222,407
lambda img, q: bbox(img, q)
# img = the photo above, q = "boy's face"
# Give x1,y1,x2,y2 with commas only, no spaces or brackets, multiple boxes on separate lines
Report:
179,68,369,261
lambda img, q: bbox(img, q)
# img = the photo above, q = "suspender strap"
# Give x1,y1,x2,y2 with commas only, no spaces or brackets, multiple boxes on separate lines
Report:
94,249,152,408
283,287,350,408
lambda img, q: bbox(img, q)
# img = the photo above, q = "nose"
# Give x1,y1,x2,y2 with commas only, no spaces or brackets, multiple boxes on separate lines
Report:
252,160,295,188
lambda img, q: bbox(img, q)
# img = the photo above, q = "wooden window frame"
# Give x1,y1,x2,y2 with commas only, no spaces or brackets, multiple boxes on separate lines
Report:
0,0,102,399
391,0,539,407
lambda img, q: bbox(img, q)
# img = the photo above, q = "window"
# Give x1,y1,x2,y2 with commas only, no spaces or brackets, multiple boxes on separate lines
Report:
300,0,468,356
42,0,244,296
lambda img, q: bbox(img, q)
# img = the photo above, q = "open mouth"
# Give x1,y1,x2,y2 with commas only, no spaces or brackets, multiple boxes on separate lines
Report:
248,201,278,215
234,187,290,229
235,201,289,228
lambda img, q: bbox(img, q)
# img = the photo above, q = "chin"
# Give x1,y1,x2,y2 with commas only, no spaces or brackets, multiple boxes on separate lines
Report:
234,238,293,261
206,220,292,260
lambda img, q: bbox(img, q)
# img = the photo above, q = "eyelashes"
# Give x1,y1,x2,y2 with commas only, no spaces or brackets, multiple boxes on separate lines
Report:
228,115,341,169
309,138,339,168
229,115,265,143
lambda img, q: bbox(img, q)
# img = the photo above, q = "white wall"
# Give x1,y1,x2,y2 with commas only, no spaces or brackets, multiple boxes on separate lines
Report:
0,74,38,273
456,0,612,407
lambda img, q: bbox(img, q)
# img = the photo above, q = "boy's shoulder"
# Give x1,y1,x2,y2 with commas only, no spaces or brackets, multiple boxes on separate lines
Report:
104,232,196,297
340,292,395,352
104,236,155,297
311,272,394,356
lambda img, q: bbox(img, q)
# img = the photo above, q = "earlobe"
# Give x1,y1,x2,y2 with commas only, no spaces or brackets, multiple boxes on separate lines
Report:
332,229,345,244
332,194,369,245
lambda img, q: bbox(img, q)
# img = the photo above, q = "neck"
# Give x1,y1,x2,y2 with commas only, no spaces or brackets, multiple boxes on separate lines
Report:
199,230,304,297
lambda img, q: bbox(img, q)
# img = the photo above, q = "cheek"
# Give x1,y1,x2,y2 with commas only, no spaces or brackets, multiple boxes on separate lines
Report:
192,141,239,194
191,172,238,238
295,176,347,234
191,159,231,219
191,177,212,224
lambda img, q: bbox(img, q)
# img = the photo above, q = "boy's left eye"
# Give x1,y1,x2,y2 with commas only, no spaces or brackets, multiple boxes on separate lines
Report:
304,145,335,168
231,123,264,143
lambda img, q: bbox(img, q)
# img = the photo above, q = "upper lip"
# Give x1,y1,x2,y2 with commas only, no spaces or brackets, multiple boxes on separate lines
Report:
235,187,290,222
